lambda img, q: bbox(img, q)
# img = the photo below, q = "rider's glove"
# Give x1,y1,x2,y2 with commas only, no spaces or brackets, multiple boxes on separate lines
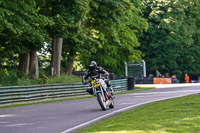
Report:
82,79,87,85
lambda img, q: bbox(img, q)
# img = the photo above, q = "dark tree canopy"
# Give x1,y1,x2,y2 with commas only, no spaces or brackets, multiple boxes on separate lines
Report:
140,0,200,80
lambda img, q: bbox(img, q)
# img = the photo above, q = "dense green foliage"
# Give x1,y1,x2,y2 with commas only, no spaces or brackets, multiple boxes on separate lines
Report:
0,0,200,85
0,0,52,58
80,0,148,74
140,0,200,80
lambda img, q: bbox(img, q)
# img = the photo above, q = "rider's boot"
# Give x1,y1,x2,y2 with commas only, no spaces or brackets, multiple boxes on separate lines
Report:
109,87,115,99
110,87,114,95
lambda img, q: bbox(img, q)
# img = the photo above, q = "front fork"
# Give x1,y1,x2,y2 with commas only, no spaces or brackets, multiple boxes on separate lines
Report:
96,86,108,102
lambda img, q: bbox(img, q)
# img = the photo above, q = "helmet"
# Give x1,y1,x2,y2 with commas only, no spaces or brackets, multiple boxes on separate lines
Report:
88,61,97,71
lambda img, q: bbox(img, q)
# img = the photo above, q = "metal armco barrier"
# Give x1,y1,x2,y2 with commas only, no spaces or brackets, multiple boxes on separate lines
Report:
111,79,128,92
0,79,128,106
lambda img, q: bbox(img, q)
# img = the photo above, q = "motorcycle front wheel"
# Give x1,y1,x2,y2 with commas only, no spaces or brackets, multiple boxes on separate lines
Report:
97,93,106,111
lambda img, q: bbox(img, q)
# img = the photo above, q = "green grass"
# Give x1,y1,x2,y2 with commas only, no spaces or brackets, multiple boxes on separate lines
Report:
0,86,155,109
115,86,156,95
76,94,200,133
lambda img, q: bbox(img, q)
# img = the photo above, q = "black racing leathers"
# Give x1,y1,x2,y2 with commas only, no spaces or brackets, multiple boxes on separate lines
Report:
82,67,112,95
82,67,109,84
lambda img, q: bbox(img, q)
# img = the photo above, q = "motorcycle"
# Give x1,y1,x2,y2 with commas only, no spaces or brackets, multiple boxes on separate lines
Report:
88,78,115,111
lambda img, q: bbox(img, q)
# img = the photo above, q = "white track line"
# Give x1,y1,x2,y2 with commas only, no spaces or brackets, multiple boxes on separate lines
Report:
130,89,200,95
136,83,200,88
60,93,199,133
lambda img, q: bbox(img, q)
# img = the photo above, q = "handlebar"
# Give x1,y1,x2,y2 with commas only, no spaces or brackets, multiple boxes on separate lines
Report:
83,77,107,85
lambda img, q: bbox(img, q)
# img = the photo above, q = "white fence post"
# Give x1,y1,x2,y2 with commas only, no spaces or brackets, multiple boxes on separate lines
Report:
124,62,128,77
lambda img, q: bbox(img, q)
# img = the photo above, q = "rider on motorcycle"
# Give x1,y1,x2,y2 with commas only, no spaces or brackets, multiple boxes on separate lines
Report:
82,61,114,98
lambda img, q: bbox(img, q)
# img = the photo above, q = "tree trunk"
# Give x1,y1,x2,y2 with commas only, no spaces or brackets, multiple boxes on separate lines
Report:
19,52,30,74
50,38,63,77
29,51,39,79
65,56,75,75
64,21,81,76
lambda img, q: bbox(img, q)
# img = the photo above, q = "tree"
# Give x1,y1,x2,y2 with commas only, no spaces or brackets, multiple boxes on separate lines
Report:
140,0,200,80
50,38,63,77
38,0,94,76
0,0,52,79
19,52,30,74
37,0,88,76
29,51,39,79
80,0,148,75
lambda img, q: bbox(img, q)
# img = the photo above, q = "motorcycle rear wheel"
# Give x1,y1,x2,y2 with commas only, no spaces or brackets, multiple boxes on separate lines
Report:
97,93,106,111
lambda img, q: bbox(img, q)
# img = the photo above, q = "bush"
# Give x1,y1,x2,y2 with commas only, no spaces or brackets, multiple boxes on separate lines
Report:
0,69,82,86
0,69,18,86
47,74,81,84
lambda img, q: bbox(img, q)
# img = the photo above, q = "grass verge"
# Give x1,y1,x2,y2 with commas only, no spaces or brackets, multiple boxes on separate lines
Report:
115,86,156,95
0,86,155,109
76,94,200,133
0,96,93,109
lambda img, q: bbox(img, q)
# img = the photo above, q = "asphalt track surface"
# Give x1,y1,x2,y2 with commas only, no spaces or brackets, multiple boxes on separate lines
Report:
0,83,200,133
